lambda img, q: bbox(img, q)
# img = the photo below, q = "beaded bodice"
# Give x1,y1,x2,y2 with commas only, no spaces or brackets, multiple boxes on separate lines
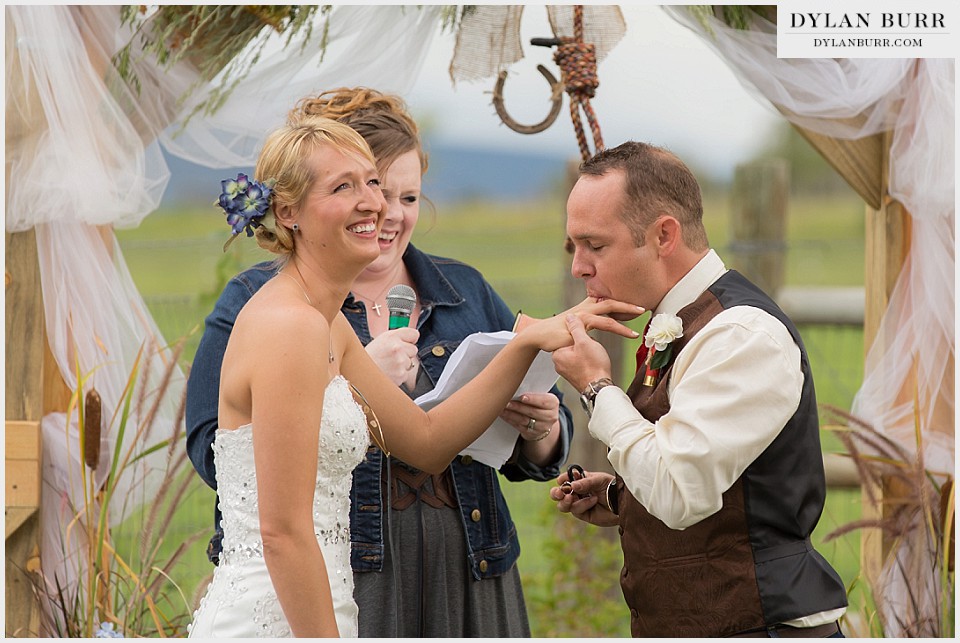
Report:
190,375,368,637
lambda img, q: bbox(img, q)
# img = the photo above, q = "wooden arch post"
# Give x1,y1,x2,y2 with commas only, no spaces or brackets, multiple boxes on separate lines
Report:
4,7,231,634
788,123,914,589
5,21,73,633
751,6,940,588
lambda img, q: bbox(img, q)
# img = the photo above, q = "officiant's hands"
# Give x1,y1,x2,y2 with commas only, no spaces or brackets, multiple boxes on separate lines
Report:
365,327,420,386
550,468,619,527
501,393,559,442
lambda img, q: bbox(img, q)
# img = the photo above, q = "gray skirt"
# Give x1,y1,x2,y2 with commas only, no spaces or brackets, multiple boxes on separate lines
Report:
353,477,531,638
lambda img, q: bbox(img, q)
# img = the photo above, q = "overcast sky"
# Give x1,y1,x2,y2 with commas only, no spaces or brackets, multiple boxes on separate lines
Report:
402,5,783,181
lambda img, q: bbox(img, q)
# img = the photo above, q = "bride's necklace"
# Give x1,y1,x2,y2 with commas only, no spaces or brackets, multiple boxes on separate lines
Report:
278,265,334,363
351,281,393,317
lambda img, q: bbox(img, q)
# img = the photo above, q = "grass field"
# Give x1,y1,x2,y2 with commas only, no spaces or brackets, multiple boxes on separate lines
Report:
115,188,873,635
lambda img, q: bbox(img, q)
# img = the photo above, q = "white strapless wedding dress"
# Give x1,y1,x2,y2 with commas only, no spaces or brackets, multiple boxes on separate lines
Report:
189,376,369,638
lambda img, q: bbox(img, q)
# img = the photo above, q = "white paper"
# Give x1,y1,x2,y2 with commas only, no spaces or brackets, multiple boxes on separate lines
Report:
414,331,559,469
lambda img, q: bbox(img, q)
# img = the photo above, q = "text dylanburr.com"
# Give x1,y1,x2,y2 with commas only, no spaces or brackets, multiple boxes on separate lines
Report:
777,1,955,58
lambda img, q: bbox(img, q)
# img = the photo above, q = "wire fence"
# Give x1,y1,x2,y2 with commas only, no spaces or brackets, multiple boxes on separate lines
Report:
149,287,866,580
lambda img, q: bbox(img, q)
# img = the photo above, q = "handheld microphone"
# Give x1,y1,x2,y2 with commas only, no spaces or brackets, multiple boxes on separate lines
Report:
386,284,417,330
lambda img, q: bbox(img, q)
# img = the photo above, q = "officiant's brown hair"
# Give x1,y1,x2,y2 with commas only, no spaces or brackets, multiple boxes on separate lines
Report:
289,87,429,178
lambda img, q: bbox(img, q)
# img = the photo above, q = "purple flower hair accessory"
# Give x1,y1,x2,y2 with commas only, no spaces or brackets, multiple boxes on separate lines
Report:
216,173,277,251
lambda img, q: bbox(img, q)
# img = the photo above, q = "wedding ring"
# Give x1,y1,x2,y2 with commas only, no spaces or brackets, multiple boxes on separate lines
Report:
526,417,536,431
408,360,416,370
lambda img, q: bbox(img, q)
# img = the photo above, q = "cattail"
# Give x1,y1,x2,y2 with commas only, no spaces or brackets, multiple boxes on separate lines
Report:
84,388,102,469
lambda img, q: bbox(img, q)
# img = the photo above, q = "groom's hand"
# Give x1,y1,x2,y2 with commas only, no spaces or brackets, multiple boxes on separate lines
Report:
550,469,619,527
553,314,613,393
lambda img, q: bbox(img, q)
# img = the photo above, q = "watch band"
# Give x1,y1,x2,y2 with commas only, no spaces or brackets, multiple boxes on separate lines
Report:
579,377,615,418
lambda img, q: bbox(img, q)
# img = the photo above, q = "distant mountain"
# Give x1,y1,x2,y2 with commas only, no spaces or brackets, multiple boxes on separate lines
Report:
159,142,568,209
421,142,569,204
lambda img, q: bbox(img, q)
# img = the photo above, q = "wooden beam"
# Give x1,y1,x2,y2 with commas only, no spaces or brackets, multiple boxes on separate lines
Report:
5,422,41,511
5,512,41,637
823,452,861,488
860,130,912,588
4,233,45,635
5,231,45,421
789,120,884,211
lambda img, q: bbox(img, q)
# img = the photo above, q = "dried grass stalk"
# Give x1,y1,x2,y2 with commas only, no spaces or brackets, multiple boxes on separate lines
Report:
821,404,954,638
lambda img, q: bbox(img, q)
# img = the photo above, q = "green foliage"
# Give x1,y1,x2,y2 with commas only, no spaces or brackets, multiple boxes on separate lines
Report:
114,5,330,129
439,5,477,34
686,5,775,34
522,499,630,637
199,242,268,312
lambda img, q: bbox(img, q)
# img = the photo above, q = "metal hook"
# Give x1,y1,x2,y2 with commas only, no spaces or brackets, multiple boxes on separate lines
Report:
492,64,564,135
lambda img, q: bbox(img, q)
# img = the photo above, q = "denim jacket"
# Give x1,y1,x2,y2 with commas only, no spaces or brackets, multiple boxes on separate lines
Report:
185,244,573,580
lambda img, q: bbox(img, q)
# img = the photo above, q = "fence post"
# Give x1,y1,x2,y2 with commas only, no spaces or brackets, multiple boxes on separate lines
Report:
729,159,789,297
5,229,45,637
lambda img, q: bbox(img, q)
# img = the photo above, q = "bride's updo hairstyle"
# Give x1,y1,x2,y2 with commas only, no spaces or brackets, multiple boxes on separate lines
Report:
252,117,376,256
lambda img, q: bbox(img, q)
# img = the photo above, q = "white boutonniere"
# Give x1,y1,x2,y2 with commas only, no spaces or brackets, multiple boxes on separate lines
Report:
642,314,684,386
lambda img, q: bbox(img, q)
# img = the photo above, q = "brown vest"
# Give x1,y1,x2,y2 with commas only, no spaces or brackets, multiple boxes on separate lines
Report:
616,272,846,637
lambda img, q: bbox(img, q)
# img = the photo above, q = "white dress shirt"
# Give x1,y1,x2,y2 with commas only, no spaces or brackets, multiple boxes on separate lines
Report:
589,250,844,627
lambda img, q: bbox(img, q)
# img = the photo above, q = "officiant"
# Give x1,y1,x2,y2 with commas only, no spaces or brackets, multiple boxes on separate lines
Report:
185,87,573,637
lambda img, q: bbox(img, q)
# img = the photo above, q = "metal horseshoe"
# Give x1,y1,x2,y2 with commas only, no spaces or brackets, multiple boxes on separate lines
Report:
492,64,564,135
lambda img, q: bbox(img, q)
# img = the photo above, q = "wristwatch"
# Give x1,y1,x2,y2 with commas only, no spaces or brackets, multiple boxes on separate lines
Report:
579,377,615,418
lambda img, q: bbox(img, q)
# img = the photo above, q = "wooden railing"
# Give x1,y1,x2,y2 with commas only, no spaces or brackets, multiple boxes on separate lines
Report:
5,422,42,636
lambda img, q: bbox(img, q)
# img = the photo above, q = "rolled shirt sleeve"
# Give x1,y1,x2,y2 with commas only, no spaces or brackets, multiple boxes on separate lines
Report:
588,306,804,530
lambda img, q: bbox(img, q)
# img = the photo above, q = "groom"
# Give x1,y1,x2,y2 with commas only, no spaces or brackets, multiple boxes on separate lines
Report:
549,142,848,637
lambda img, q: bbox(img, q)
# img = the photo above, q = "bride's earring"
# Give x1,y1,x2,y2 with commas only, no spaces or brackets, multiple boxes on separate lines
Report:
292,223,300,233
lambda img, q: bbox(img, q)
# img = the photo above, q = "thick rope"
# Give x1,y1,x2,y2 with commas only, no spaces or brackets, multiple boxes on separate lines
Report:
553,5,604,161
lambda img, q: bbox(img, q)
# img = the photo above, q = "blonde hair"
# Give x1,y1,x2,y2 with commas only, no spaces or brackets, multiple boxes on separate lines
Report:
252,117,376,256
288,87,428,177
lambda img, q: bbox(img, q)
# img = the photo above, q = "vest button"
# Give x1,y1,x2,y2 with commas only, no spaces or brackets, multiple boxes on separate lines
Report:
479,560,488,573
470,509,481,522
461,455,473,465
432,345,445,357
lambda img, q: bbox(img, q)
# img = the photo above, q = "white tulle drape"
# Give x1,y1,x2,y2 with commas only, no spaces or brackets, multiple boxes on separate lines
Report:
160,4,440,168
6,4,440,633
664,7,954,636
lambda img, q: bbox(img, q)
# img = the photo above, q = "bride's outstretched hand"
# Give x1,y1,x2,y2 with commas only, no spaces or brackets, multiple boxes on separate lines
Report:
516,298,643,353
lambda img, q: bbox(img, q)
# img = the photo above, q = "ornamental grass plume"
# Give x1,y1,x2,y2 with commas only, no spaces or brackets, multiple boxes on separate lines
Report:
28,336,207,637
821,404,955,638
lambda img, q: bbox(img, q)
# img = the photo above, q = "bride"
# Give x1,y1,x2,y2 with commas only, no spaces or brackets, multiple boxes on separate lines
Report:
187,117,641,637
